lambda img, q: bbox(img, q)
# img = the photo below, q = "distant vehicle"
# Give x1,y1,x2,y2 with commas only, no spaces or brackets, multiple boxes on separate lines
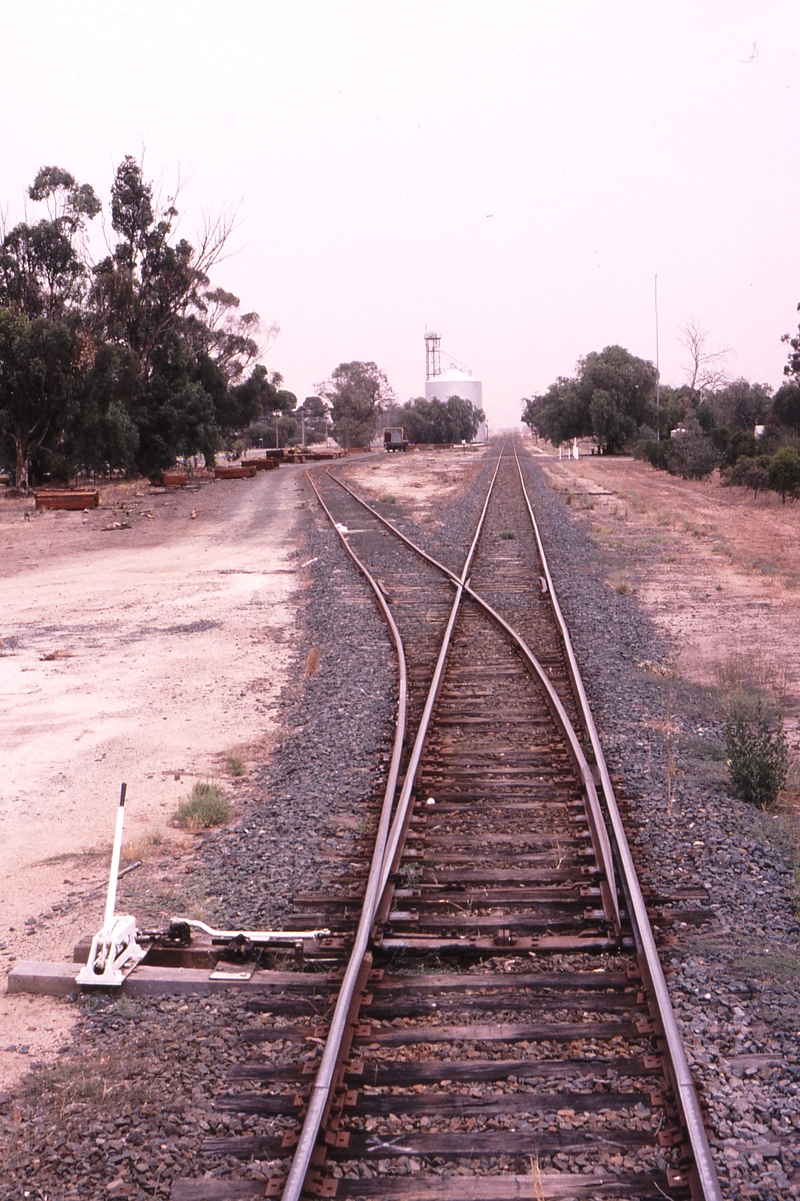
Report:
384,427,409,452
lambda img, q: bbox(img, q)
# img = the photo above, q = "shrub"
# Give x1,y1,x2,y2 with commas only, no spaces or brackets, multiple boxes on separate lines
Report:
768,445,800,502
175,782,231,829
723,427,758,467
722,455,771,497
632,438,669,470
666,428,721,479
725,704,788,808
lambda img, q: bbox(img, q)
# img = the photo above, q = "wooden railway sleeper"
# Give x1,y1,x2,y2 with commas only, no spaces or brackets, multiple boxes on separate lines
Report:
296,454,716,1200
318,952,373,1132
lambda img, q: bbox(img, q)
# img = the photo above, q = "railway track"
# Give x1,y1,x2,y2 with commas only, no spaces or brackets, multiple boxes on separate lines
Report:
174,439,721,1201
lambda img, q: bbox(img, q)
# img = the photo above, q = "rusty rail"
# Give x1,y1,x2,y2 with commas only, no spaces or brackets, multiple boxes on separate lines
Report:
320,441,721,1199
283,455,498,1201
328,459,621,934
284,471,410,1201
512,442,723,1201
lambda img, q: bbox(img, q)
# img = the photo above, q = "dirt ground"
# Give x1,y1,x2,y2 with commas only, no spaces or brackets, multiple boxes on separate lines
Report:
0,465,307,1087
4,437,796,1092
343,444,487,515
534,440,800,798
0,446,489,1092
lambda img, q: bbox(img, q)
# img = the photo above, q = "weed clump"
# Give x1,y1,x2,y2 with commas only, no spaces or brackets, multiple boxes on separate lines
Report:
304,646,322,678
716,649,791,808
725,704,788,809
226,751,245,777
175,782,231,830
121,827,164,864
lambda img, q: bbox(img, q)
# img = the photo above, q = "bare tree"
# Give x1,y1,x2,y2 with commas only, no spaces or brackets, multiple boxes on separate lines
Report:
680,318,729,396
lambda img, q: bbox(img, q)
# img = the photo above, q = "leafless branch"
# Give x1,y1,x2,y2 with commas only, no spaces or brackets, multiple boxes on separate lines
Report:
679,318,730,396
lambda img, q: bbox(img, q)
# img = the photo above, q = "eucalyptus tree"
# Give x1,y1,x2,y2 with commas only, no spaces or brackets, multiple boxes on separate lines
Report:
522,345,657,453
320,361,394,448
0,309,81,488
0,158,275,483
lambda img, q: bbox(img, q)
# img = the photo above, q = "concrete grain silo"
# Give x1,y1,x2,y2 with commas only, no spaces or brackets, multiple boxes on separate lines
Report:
423,334,487,441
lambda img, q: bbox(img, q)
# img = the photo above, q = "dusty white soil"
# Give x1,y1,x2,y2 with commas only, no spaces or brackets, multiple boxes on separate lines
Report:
345,444,487,516
0,466,306,1087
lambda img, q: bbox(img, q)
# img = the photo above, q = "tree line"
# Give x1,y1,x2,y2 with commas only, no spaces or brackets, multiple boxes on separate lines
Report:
305,363,484,450
0,165,486,489
521,320,800,501
0,160,308,488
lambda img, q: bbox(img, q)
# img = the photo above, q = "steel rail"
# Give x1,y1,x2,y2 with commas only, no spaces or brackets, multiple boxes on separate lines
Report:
280,470,410,1201
374,447,503,904
280,452,503,1201
326,451,621,933
513,441,723,1201
288,445,721,1197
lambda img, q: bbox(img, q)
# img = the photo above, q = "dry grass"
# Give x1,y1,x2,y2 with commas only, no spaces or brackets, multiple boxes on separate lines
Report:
22,1051,151,1117
715,649,790,717
304,646,322,678
635,658,680,679
225,749,245,776
121,827,164,864
648,688,681,816
39,649,74,661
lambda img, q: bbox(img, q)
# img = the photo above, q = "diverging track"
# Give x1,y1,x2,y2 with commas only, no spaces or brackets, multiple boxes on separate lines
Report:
175,440,721,1201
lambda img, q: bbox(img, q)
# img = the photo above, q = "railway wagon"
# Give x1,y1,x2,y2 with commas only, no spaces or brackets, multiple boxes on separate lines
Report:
383,426,409,452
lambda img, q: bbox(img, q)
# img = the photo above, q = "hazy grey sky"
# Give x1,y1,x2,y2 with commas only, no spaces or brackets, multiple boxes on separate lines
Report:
2,2,799,428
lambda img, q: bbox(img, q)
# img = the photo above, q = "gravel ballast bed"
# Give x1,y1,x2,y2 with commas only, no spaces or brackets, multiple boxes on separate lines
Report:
2,448,798,1199
0,460,497,1199
517,449,800,1200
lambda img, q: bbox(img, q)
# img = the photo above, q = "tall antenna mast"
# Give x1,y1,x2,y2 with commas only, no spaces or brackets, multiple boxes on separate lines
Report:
424,330,441,381
655,275,660,440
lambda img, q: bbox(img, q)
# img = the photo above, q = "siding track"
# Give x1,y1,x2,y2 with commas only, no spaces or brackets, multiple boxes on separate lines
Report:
173,440,721,1201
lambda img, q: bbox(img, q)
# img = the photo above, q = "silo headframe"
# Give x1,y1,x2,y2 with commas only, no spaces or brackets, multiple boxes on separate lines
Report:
424,331,441,381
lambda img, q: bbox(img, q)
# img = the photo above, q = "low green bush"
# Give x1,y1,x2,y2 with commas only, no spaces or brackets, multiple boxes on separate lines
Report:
725,705,788,808
175,782,231,830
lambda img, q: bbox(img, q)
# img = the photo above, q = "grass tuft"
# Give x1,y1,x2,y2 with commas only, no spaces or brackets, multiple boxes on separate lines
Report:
499,530,515,540
225,751,245,777
174,782,231,830
304,646,322,678
715,650,789,717
121,827,164,864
